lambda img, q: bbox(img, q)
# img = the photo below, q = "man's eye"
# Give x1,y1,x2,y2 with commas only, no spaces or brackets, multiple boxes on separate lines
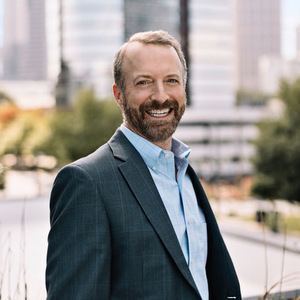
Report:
168,79,179,83
137,80,148,85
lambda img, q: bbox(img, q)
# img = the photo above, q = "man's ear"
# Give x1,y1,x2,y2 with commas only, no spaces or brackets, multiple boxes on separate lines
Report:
113,84,124,110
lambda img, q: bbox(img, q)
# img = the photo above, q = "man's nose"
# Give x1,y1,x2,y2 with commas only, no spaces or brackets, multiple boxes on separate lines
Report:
150,82,169,102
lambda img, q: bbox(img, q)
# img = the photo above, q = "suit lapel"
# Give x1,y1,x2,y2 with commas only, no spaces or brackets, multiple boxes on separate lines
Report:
108,130,199,295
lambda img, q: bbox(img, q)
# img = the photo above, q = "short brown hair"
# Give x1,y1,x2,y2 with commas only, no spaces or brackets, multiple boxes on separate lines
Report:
113,30,187,92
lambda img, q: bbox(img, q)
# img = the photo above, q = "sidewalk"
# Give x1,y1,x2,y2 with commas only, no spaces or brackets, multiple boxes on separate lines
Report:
0,170,56,201
218,216,300,254
210,198,300,254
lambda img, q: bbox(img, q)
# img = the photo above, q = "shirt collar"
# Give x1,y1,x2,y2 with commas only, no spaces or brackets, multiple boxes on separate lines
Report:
120,125,191,167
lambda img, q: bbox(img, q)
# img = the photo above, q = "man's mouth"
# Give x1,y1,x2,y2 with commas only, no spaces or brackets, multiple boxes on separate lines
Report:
147,108,172,117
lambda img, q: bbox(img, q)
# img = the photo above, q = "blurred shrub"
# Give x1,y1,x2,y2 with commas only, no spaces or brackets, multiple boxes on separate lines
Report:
0,103,20,125
252,78,300,203
0,90,14,104
0,109,49,162
0,88,122,168
41,88,122,165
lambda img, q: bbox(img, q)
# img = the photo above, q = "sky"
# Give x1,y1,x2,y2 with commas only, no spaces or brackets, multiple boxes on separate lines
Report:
0,0,299,59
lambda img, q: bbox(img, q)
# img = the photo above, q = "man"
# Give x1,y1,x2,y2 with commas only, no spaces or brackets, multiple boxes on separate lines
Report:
46,30,241,300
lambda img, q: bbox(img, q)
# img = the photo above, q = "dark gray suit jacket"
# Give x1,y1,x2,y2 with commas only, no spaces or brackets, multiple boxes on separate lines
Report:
46,129,241,299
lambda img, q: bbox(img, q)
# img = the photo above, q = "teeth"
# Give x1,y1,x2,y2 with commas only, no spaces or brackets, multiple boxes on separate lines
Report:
148,109,170,117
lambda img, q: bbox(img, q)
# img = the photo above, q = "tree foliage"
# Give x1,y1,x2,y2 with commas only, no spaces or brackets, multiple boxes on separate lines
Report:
42,88,122,165
0,91,14,104
0,109,48,157
252,78,300,202
0,88,122,167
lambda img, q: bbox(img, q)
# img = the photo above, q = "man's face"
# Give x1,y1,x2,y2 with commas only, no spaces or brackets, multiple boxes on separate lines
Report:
114,42,186,148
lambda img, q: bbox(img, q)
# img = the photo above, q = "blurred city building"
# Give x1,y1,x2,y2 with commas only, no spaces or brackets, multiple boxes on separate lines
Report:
189,0,235,109
0,80,55,109
124,0,179,40
297,25,300,55
258,25,300,94
233,0,281,92
176,0,279,180
0,47,3,77
176,104,282,181
47,0,124,102
2,0,47,80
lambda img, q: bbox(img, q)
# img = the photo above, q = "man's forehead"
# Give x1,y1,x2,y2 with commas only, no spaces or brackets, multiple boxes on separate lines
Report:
124,42,174,59
123,42,180,67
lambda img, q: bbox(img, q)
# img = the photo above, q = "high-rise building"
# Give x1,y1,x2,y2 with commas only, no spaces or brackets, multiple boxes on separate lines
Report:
0,48,3,78
234,0,281,92
297,25,300,57
124,0,179,40
47,0,124,99
189,0,235,108
3,0,47,80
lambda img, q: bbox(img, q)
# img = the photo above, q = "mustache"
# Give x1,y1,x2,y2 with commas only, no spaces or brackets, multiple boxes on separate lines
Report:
141,100,179,111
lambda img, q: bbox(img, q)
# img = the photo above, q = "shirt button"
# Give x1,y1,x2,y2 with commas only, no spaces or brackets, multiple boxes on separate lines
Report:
191,259,194,264
165,153,170,158
188,219,191,225
152,166,156,171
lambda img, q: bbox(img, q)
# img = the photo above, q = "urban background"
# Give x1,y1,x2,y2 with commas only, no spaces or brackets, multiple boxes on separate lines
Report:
0,0,300,299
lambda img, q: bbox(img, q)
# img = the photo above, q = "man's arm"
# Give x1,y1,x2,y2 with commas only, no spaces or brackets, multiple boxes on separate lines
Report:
46,164,111,299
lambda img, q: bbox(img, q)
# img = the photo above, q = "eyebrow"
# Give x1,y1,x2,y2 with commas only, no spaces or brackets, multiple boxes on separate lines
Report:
165,74,181,79
134,74,153,80
134,73,181,81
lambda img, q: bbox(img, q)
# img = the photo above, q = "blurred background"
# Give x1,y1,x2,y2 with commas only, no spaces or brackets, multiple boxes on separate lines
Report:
0,0,300,299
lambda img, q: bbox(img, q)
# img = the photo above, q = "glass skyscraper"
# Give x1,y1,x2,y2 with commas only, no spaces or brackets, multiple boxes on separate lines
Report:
46,0,124,99
189,0,235,108
124,0,179,40
234,0,280,91
3,0,47,80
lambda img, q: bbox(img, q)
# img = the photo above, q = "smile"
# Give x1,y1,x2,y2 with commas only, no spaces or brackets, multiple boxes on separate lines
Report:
147,108,172,117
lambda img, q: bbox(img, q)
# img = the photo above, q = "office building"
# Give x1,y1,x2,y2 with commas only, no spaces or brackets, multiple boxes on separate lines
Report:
2,0,47,80
297,26,300,57
234,0,281,92
124,0,179,40
188,0,235,108
46,0,124,99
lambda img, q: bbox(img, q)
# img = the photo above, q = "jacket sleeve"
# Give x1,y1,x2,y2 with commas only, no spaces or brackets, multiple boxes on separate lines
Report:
46,164,111,300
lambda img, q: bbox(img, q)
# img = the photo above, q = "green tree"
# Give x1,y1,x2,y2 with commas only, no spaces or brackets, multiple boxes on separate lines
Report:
252,78,300,203
0,90,14,104
43,88,122,165
0,110,49,162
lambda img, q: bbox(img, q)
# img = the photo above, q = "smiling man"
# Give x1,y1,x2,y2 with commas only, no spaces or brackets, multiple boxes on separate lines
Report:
46,31,241,300
113,39,186,150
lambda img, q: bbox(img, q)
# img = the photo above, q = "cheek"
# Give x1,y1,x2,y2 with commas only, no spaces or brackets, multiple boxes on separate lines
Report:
173,89,186,104
126,91,149,107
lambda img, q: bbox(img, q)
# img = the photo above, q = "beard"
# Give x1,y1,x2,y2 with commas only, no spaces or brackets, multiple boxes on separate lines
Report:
122,96,186,143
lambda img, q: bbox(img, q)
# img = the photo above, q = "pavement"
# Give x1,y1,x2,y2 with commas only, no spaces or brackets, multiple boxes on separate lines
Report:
0,169,56,201
1,170,300,255
218,216,300,254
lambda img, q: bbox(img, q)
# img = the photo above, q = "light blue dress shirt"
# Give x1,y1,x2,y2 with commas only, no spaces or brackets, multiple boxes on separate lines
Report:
121,125,209,300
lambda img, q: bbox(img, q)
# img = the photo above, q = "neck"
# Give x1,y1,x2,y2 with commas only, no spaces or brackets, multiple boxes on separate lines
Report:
123,123,173,151
152,138,172,151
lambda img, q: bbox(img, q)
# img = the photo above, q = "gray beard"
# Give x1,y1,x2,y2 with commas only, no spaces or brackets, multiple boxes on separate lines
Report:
123,98,186,142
